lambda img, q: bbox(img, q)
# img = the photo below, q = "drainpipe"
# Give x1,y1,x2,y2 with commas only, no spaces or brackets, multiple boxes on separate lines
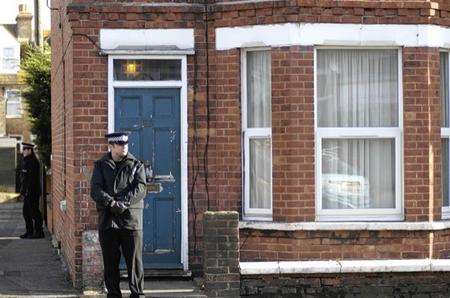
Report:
34,0,43,46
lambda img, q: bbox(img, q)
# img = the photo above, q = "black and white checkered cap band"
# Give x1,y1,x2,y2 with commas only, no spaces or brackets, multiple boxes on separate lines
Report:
108,135,128,143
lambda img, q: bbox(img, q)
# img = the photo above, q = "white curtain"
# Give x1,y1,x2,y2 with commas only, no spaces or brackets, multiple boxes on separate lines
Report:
250,138,271,209
318,49,398,209
441,53,449,127
247,51,271,128
322,139,395,209
318,49,398,127
6,90,21,116
443,140,449,207
247,51,271,210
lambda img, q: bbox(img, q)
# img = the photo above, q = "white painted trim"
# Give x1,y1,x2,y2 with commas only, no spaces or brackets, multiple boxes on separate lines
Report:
108,55,189,271
216,23,450,50
442,51,450,219
314,48,403,222
180,55,189,272
101,50,195,55
241,48,273,221
240,259,450,275
100,29,195,51
239,220,450,231
112,81,183,88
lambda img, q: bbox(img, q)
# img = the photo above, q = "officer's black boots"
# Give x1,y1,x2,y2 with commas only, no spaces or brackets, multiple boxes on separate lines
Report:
19,232,33,239
19,230,44,239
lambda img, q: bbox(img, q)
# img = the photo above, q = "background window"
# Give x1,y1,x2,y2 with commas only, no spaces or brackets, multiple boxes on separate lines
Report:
441,52,450,217
242,49,272,220
316,49,402,221
3,48,18,70
6,90,21,117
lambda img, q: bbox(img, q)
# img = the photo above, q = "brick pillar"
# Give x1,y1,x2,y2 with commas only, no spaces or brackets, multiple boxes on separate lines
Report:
203,211,240,297
82,230,103,291
403,47,441,221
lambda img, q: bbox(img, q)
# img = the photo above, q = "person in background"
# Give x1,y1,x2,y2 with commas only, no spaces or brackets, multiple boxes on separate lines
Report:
19,142,44,239
90,132,146,298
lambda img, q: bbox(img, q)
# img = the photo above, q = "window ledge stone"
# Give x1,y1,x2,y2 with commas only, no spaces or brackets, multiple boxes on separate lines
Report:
240,259,450,275
239,221,450,231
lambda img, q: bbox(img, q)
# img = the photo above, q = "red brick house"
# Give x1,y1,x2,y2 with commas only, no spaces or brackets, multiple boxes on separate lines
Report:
51,0,450,295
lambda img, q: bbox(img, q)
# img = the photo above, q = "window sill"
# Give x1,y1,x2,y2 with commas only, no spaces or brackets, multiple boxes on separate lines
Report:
239,220,450,231
6,115,22,119
240,259,450,275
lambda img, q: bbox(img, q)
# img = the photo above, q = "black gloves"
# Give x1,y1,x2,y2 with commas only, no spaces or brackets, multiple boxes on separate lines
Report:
109,200,129,214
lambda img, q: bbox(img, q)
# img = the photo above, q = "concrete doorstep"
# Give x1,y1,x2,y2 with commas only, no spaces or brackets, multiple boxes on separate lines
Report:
82,279,207,298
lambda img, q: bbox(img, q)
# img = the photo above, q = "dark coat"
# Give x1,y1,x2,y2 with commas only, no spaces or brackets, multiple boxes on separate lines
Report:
90,152,147,230
20,153,41,199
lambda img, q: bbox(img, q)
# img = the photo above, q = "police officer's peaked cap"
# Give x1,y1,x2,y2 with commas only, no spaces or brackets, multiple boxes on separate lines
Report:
105,132,130,144
22,142,35,149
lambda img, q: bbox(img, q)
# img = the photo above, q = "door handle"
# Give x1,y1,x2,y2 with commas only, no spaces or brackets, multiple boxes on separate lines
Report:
175,209,181,213
153,173,175,182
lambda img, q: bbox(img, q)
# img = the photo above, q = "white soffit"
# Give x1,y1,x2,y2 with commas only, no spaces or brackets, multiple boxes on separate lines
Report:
100,29,195,53
216,23,450,50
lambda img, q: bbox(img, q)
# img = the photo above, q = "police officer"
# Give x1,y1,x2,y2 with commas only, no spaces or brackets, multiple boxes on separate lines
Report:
90,132,146,298
19,142,44,239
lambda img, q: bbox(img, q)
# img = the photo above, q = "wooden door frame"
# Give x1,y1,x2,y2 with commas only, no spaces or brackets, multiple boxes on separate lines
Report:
108,55,188,271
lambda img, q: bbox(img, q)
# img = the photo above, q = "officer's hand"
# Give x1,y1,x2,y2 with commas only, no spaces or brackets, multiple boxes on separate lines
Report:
110,200,127,214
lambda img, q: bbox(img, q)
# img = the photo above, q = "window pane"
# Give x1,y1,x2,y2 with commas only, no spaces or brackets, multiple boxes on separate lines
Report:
322,138,395,209
3,48,13,58
6,90,21,116
249,138,271,209
317,49,398,127
443,139,449,207
6,90,20,101
247,51,271,128
6,102,20,116
113,59,181,81
441,53,449,127
3,58,18,70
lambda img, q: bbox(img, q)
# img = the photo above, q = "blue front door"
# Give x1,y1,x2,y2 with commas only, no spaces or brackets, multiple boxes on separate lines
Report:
115,88,182,269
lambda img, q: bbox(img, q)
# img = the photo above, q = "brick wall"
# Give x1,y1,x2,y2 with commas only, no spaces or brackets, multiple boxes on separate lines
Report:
403,47,442,221
272,46,315,222
241,272,450,296
203,211,240,297
240,229,450,261
50,0,450,287
52,0,79,286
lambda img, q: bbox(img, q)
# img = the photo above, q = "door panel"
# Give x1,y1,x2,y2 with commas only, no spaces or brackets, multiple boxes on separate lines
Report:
115,88,181,269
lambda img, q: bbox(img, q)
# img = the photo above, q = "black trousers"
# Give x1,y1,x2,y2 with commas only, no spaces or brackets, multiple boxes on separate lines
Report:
22,196,43,235
99,228,144,298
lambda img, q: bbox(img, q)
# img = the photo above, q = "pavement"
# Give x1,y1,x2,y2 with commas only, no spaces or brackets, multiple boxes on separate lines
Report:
0,200,78,297
0,200,206,298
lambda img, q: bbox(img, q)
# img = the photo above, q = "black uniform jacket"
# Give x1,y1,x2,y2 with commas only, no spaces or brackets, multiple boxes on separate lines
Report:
20,154,41,199
90,152,147,230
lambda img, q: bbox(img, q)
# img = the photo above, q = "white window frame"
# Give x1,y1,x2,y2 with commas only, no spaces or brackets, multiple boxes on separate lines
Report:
441,50,450,219
314,47,404,221
5,89,22,118
241,48,273,221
